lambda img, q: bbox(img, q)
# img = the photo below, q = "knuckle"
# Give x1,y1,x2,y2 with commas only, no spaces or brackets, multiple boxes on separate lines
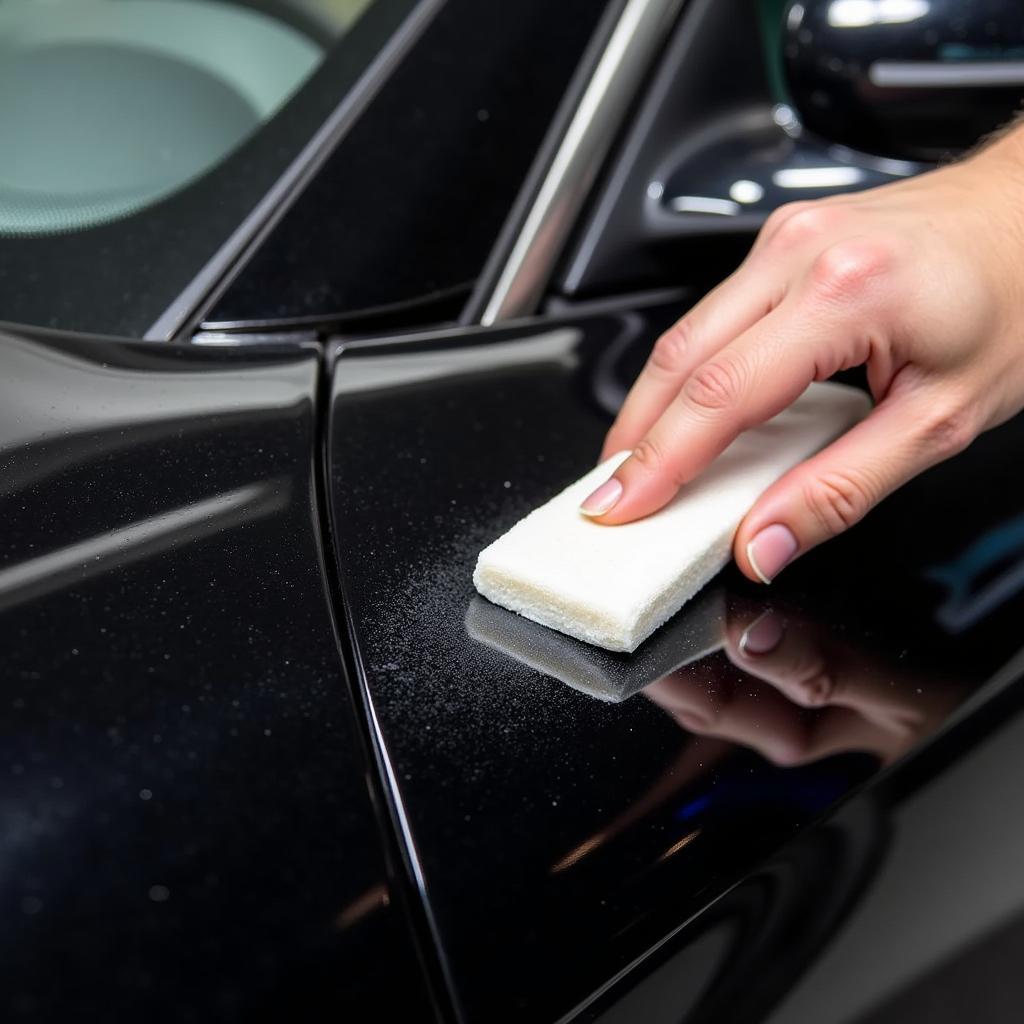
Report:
803,468,875,536
794,670,836,708
759,210,789,247
766,203,836,250
648,320,693,377
762,201,809,237
919,401,976,459
767,740,808,768
630,437,665,474
809,240,892,304
683,356,746,415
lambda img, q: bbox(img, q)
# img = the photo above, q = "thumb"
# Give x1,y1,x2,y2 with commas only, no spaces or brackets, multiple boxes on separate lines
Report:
734,385,975,583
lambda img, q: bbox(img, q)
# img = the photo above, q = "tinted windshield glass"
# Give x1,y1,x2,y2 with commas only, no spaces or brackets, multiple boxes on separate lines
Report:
0,0,416,336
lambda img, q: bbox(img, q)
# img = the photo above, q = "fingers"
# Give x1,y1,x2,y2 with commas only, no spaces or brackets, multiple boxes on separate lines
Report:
601,200,871,465
644,668,811,766
648,663,894,766
600,261,787,460
586,234,973,561
649,598,958,768
588,237,902,524
724,608,920,730
734,381,976,582
725,610,833,705
585,292,834,524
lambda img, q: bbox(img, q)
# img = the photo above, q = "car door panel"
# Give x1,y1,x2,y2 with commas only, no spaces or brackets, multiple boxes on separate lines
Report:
0,329,436,1022
326,300,1024,1022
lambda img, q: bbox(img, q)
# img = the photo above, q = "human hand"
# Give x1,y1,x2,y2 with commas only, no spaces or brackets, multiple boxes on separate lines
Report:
643,603,962,767
582,124,1024,583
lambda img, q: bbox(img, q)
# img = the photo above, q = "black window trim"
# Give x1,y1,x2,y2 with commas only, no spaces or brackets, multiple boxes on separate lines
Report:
144,0,446,342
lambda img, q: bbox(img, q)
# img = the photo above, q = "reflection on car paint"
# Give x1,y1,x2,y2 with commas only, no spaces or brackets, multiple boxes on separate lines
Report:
0,480,289,614
926,511,1024,632
469,580,975,885
464,585,725,703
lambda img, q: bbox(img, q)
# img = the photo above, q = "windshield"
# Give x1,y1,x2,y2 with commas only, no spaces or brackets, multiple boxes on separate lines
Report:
0,0,415,336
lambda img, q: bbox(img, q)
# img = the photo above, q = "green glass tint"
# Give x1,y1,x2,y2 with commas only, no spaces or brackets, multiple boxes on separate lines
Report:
0,0,372,236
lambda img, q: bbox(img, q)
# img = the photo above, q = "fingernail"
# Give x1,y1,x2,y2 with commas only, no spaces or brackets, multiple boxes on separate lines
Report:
746,524,799,584
580,477,623,517
738,610,785,657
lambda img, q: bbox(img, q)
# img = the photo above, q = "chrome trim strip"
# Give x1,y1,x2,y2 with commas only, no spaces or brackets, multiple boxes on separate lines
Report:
478,0,685,326
144,0,446,342
870,60,1024,88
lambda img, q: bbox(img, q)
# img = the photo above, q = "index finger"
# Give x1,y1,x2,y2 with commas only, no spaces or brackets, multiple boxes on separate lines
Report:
586,292,832,524
600,260,787,460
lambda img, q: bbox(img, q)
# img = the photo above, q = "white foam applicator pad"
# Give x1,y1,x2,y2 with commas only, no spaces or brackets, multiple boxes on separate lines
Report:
473,381,871,653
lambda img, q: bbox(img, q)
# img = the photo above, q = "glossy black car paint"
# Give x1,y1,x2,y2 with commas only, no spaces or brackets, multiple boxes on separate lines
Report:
0,330,434,1021
7,3,1024,1022
609,655,1024,1024
326,306,1024,1022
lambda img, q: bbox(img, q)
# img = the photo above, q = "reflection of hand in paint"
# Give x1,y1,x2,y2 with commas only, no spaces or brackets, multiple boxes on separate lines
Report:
644,603,964,768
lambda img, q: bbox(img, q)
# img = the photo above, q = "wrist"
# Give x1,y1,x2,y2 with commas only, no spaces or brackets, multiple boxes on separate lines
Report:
959,118,1024,266
966,116,1024,199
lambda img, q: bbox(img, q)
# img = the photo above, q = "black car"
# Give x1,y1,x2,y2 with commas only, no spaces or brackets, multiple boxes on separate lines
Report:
4,0,1024,1021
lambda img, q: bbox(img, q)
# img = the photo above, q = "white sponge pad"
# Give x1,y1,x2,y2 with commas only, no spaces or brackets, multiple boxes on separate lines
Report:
473,381,871,652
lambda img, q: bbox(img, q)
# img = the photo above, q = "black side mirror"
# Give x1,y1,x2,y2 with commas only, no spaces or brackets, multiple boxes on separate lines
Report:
784,0,1024,162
